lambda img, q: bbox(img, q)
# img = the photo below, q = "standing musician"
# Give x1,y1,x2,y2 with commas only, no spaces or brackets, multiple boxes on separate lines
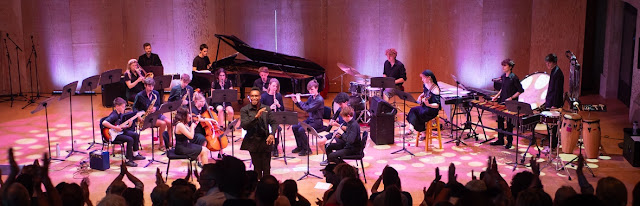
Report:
168,73,193,105
489,59,524,149
137,42,163,67
191,44,212,93
102,97,146,167
290,79,324,156
253,66,271,93
133,77,172,150
124,59,146,102
382,48,407,102
260,78,284,157
407,70,441,140
211,68,235,129
241,87,277,179
173,106,210,168
320,106,361,166
545,53,564,150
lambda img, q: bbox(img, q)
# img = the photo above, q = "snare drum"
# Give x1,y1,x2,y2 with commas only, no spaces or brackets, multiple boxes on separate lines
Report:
560,113,582,154
582,119,601,159
365,86,382,97
540,111,560,125
349,82,364,95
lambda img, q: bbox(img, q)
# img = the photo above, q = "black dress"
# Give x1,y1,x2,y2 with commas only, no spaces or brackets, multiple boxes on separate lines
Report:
211,79,233,108
407,85,441,132
124,71,144,102
175,131,202,159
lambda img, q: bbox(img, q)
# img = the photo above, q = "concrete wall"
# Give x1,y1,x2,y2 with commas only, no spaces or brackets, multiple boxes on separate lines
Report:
1,0,587,95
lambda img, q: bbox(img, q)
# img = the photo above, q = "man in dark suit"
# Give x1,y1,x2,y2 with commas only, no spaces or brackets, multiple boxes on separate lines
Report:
240,87,277,179
168,73,194,106
545,53,564,150
138,43,163,67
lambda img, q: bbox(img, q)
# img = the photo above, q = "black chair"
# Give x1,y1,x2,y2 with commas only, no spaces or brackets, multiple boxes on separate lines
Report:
342,131,369,183
165,148,195,181
99,117,126,160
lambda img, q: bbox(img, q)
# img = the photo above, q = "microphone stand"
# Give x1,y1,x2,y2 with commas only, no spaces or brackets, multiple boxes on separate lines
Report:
2,38,16,107
6,34,26,99
22,36,39,109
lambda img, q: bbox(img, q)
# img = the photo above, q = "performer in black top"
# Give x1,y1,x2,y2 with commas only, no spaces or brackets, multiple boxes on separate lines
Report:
211,68,235,128
168,73,193,105
102,97,146,167
138,43,163,67
124,59,146,102
189,92,214,146
290,80,325,156
174,106,210,167
191,44,213,93
382,48,407,101
260,78,284,156
489,59,524,149
407,70,441,138
241,87,277,179
253,66,271,93
133,77,172,150
545,53,564,149
321,106,361,166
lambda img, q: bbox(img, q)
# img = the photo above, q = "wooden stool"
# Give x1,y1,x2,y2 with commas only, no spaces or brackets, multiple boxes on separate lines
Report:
416,115,443,151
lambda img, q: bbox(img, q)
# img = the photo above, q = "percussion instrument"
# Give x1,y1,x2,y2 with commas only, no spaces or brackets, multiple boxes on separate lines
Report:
349,81,365,95
560,113,582,154
540,110,561,125
582,119,601,159
518,72,550,110
365,86,382,97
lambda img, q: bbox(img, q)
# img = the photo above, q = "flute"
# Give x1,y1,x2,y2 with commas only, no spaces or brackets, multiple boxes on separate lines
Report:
284,94,314,98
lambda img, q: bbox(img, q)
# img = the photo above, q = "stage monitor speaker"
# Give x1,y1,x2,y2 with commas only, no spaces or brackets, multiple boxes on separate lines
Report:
101,79,127,108
623,128,640,167
370,96,396,116
370,113,395,145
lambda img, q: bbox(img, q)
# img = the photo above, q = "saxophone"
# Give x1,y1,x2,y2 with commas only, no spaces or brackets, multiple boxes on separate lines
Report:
138,93,157,129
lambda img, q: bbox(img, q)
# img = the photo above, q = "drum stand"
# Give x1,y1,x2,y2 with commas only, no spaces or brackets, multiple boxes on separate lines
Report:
560,135,595,177
542,124,572,180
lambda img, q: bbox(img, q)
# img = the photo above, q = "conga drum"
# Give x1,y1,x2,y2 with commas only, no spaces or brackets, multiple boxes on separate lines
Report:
582,119,601,159
560,113,582,153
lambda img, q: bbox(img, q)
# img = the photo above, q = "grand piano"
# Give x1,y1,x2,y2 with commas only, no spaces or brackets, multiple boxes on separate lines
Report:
209,34,327,103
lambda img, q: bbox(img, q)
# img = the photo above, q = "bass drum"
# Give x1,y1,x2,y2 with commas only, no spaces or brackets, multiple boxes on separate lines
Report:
518,71,550,110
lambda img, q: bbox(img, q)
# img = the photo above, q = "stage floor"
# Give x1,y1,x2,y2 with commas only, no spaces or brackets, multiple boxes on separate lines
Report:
0,93,638,205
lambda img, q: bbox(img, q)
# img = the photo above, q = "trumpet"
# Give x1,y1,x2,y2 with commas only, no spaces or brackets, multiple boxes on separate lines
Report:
284,93,314,98
145,72,154,78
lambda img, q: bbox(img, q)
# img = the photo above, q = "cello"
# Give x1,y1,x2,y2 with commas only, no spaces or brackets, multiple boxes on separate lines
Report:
193,89,228,151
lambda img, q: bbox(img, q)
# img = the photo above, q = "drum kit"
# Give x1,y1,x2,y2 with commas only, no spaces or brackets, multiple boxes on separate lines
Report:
336,63,382,123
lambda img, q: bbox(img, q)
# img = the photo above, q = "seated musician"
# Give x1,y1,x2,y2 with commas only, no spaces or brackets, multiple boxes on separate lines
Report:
174,107,210,168
407,70,441,140
260,78,284,157
325,92,350,134
190,44,212,93
210,68,235,129
190,92,214,146
168,73,193,105
544,53,564,150
320,106,361,166
253,66,271,93
124,59,146,102
382,48,407,102
290,79,325,156
102,97,146,167
133,77,172,150
137,43,163,67
489,59,524,149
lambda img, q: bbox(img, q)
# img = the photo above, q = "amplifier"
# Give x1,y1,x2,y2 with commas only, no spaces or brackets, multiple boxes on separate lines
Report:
90,150,110,171
623,128,640,167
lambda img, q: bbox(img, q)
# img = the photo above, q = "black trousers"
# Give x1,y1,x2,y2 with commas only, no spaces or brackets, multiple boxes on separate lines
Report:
249,152,271,179
327,141,358,163
114,130,140,160
497,116,514,143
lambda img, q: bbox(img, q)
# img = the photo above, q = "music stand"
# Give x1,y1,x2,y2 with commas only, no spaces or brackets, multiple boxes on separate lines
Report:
143,66,164,77
297,122,322,181
210,89,238,130
221,119,239,157
272,111,298,164
80,75,101,150
99,69,123,85
157,100,183,147
154,75,172,103
59,81,85,159
390,90,417,156
31,97,64,161
370,77,396,98
505,101,532,170
142,112,166,167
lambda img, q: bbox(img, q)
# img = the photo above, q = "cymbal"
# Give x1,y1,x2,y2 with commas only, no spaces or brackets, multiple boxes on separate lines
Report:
337,63,362,76
355,74,370,79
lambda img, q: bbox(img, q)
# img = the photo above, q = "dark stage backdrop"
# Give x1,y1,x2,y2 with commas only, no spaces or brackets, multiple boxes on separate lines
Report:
1,0,586,94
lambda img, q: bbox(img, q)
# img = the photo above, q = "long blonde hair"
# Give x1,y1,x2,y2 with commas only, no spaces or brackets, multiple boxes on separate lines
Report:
268,78,280,93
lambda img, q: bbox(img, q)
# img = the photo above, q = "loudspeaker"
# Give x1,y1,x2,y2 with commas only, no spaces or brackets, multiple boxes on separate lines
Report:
370,96,396,116
89,150,110,171
101,78,127,107
370,114,395,145
623,128,640,167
